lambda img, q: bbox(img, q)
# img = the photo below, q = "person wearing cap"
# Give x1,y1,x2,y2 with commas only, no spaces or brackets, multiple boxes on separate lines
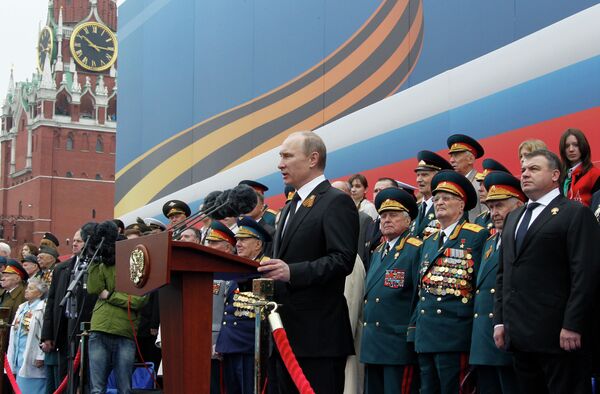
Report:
411,150,453,239
22,254,41,278
244,190,276,257
0,260,28,323
447,133,486,222
216,216,271,394
35,246,59,286
467,171,525,393
144,217,167,233
202,221,237,394
412,170,488,394
40,232,60,251
239,180,279,227
493,150,600,393
162,199,191,226
473,159,512,231
360,188,422,394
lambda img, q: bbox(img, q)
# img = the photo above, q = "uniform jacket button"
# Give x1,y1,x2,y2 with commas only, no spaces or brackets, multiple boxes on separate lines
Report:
476,290,480,294
375,298,380,303
489,313,494,319
363,322,367,327
436,309,442,315
420,309,425,314
375,322,380,327
421,297,426,301
490,288,496,294
474,313,479,318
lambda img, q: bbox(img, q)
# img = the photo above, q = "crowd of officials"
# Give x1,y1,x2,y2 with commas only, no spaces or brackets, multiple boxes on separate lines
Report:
0,128,598,394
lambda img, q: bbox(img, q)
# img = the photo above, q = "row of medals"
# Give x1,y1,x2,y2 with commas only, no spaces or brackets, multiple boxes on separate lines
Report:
422,255,475,304
232,291,261,319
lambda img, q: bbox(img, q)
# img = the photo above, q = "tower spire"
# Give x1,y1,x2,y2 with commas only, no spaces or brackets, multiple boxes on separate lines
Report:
55,7,64,71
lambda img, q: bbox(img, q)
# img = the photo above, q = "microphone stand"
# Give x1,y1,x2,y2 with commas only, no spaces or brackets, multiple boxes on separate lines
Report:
59,237,104,394
171,199,231,240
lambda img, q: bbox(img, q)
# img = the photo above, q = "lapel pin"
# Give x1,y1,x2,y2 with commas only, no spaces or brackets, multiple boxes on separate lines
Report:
551,207,559,215
428,213,434,220
302,195,316,208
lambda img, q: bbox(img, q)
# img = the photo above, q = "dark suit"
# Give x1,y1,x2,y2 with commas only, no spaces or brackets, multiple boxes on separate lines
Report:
494,193,600,393
470,233,519,394
271,180,358,393
41,256,98,388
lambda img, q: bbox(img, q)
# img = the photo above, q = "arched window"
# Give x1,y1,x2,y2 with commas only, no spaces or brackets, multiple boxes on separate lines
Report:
66,133,74,151
66,171,73,178
55,90,71,116
96,136,104,153
80,92,95,119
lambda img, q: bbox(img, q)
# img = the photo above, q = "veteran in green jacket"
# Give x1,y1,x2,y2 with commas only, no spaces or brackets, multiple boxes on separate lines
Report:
469,171,524,393
413,170,488,394
360,188,422,394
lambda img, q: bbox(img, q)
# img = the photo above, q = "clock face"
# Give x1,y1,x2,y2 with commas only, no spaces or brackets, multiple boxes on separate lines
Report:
70,22,118,72
37,26,54,72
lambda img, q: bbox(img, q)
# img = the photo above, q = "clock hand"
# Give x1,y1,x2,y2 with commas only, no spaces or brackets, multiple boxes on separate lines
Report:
91,45,114,51
82,36,101,52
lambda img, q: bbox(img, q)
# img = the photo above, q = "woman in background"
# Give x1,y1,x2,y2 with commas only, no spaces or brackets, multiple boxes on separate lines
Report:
559,128,600,207
7,277,48,394
349,173,378,219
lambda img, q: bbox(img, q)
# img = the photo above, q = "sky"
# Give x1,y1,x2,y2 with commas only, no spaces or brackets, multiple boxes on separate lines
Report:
0,0,126,102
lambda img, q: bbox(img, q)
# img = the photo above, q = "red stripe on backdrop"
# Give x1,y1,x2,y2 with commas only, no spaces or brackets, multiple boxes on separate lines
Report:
265,106,600,210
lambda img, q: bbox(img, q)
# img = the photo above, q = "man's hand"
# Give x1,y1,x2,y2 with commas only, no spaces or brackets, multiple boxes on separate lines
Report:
257,259,290,282
40,340,55,353
560,328,581,351
34,360,44,368
99,289,110,300
493,325,506,350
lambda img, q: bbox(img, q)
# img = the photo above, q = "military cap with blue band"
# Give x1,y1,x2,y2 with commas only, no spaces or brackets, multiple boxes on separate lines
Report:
235,216,272,243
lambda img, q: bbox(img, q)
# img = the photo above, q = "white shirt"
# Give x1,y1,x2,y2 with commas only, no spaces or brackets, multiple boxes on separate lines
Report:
514,188,560,237
294,174,326,213
423,196,434,214
387,236,400,252
440,219,460,243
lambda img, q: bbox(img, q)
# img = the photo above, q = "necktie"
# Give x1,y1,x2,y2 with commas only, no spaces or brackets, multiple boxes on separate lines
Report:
438,232,446,249
419,203,427,223
282,193,301,235
382,242,391,258
515,202,540,252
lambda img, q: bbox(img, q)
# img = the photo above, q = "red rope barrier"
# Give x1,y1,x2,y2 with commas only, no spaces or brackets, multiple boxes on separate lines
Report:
4,354,22,394
53,347,81,394
267,307,315,394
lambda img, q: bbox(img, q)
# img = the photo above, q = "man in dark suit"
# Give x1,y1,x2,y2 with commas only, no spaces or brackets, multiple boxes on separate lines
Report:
259,131,359,393
41,226,98,393
470,171,524,393
493,149,600,393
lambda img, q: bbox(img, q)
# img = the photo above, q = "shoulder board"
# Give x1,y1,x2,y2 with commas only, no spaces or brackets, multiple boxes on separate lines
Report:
476,210,488,218
406,237,423,247
462,223,485,233
423,229,440,240
265,208,278,215
375,242,386,252
486,232,498,241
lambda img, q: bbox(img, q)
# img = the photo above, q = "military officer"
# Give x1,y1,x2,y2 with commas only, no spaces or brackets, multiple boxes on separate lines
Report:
447,133,486,222
40,232,60,251
411,150,453,239
360,188,421,394
162,199,191,226
216,216,271,394
473,159,511,231
239,180,278,226
204,220,236,254
413,170,488,394
470,171,524,393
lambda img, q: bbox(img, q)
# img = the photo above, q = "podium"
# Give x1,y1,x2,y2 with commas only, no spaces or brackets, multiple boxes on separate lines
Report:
115,231,259,393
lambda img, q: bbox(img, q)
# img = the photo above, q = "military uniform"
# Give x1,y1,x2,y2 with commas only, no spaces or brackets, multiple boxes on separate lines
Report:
360,188,422,393
474,158,511,232
413,170,488,394
469,233,519,394
474,210,493,232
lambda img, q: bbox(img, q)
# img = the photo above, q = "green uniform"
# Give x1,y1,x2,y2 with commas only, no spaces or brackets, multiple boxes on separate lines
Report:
410,202,439,240
470,233,520,394
414,219,488,394
474,210,494,232
360,231,422,394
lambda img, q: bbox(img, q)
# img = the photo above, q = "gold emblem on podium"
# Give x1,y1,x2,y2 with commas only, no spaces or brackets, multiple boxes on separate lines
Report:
129,245,150,288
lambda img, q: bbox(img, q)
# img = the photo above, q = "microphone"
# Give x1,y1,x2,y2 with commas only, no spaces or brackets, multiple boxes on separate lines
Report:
171,190,224,239
209,184,257,220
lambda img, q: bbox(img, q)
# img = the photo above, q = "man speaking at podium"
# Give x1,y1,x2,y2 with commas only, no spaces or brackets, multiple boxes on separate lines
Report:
258,131,359,393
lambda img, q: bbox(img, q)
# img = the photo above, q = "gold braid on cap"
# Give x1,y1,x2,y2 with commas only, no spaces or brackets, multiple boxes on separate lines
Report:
378,199,408,214
486,185,526,202
435,181,466,200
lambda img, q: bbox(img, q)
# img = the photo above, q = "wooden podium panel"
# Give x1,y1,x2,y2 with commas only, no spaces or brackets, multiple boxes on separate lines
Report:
116,231,259,393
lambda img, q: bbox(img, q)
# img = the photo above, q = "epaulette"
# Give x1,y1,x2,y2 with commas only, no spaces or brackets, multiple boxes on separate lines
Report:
375,242,386,252
423,229,440,240
405,237,423,247
462,222,485,233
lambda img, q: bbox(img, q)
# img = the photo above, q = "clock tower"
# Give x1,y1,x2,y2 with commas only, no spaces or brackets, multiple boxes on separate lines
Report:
0,0,118,255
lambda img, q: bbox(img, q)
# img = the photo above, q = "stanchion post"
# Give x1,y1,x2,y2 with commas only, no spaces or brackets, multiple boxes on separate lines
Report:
252,278,274,394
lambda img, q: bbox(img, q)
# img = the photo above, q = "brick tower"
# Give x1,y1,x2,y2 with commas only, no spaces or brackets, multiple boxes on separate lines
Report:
0,0,117,256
